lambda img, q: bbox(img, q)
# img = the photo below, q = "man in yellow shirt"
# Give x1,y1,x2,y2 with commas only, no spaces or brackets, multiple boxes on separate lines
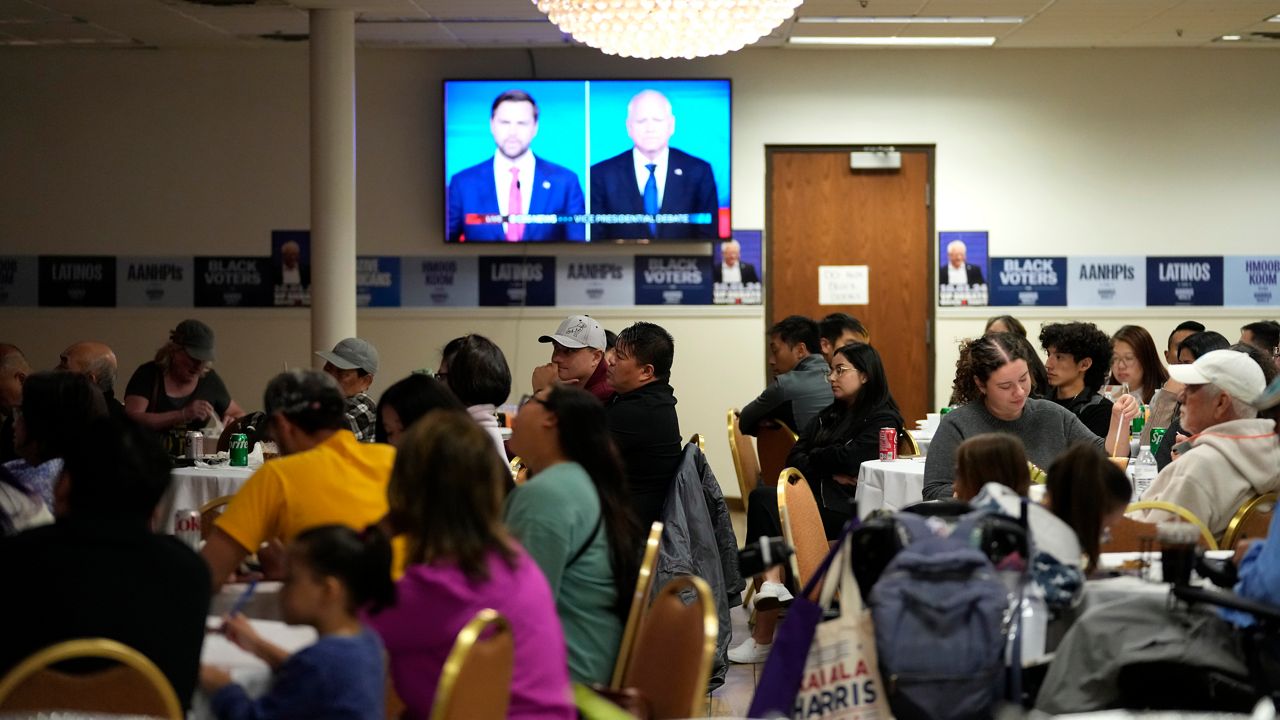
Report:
201,369,395,591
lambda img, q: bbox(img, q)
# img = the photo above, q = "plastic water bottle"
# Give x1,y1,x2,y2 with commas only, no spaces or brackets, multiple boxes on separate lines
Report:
1131,443,1158,501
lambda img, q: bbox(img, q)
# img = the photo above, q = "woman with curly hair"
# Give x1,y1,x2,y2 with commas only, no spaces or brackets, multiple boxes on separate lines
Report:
1039,322,1115,438
923,333,1113,501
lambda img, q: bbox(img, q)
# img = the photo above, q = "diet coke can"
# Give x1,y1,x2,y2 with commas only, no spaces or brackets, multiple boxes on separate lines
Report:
186,431,204,459
174,509,202,549
879,427,898,461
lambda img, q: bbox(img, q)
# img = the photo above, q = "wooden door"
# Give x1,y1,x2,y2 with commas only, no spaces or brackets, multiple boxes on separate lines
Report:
767,147,933,423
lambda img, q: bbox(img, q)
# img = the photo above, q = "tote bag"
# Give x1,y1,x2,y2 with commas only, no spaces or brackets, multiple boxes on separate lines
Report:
749,524,893,720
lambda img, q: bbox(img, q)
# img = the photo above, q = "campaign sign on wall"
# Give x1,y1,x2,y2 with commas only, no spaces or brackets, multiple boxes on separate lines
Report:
271,230,311,307
355,256,401,308
635,255,713,305
556,257,634,306
1224,256,1280,307
401,256,478,307
478,256,556,306
713,229,763,305
1146,256,1223,306
117,256,193,307
989,257,1067,307
1067,256,1145,307
38,256,116,307
194,257,273,307
938,231,989,307
0,256,37,307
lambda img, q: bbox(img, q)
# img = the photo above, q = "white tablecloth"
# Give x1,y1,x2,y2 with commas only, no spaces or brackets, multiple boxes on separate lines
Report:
157,465,255,532
210,581,284,622
909,426,934,455
192,617,317,720
856,458,927,518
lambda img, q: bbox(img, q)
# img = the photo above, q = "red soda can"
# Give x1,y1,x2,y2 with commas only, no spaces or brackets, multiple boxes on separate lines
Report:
879,427,898,461
174,509,202,549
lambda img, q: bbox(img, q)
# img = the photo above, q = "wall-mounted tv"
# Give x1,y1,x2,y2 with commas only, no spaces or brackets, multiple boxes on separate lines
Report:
444,79,731,243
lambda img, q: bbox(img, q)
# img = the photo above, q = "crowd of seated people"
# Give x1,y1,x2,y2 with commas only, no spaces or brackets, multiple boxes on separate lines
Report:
1,309,1279,717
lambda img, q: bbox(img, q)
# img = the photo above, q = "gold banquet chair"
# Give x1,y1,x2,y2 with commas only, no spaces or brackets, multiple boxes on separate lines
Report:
1126,500,1218,550
756,420,798,489
899,429,922,457
688,432,705,453
0,638,182,719
508,455,528,485
621,575,718,720
430,609,514,720
610,521,664,689
1221,492,1277,550
727,409,762,509
199,494,235,540
778,468,830,595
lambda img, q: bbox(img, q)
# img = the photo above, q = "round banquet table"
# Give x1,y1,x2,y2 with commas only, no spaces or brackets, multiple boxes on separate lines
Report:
855,458,926,518
155,465,255,533
192,617,317,720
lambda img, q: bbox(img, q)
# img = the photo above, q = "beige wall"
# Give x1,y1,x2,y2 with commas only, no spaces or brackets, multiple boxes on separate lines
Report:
2,46,1278,496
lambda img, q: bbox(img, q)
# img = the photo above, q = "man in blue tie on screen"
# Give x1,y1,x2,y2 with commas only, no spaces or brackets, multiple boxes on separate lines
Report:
446,89,585,242
590,89,720,241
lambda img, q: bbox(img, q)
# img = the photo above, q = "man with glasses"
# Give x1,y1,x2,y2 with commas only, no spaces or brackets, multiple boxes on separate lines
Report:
531,315,613,403
1130,350,1280,537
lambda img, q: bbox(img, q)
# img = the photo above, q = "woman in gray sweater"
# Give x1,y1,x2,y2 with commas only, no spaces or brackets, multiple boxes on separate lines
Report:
924,333,1125,500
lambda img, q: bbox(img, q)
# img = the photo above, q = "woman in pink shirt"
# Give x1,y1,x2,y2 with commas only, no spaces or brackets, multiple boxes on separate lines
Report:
366,409,574,719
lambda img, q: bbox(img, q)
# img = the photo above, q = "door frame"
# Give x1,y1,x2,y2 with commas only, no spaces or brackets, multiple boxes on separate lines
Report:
763,143,938,408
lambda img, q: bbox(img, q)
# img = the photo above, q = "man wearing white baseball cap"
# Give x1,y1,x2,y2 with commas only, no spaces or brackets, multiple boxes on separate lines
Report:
1131,349,1280,536
532,315,614,402
316,338,380,442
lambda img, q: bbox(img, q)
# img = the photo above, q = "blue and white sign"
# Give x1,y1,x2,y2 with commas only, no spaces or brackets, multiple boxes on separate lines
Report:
478,256,556,306
635,255,712,305
117,256,193,307
1067,256,1145,307
1224,256,1280,307
355,256,400,308
401,256,478,307
39,256,116,307
989,257,1067,307
1146,256,1223,306
0,256,37,307
556,257,633,306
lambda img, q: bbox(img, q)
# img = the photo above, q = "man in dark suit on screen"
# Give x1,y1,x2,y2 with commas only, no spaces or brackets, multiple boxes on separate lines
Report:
940,238,986,286
447,89,585,242
590,89,720,241
713,239,760,284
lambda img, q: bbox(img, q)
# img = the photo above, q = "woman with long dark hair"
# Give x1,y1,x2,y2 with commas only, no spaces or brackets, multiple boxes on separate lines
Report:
438,334,513,462
365,410,573,719
1046,443,1132,574
373,373,463,446
504,385,640,684
924,333,1115,501
1106,324,1169,404
731,342,904,664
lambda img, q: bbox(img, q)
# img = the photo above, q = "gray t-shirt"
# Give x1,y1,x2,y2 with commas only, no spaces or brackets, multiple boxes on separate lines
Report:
923,397,1106,500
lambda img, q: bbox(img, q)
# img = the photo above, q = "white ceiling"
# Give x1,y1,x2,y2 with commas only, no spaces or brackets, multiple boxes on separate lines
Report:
1,0,1278,49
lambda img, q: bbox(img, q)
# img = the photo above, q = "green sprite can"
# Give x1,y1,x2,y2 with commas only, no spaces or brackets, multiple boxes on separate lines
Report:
229,433,250,467
1150,427,1167,455
940,406,952,415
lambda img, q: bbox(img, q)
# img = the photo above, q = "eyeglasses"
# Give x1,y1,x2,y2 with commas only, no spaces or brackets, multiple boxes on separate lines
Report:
519,394,548,410
1111,354,1138,367
829,365,854,379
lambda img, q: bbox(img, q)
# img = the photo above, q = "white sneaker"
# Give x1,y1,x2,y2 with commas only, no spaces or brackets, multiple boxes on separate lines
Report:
728,637,772,664
753,581,794,611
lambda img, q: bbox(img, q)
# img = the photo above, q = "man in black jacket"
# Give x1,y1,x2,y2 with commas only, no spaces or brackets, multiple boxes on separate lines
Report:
606,322,683,530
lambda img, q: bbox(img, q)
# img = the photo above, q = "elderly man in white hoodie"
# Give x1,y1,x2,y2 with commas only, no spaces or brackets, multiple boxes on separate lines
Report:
1132,349,1280,536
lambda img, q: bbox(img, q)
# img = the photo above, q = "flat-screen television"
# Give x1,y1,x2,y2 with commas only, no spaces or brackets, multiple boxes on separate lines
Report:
443,79,731,243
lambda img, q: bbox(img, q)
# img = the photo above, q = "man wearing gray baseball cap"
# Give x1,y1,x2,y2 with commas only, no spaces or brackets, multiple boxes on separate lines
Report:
316,337,380,442
532,315,614,402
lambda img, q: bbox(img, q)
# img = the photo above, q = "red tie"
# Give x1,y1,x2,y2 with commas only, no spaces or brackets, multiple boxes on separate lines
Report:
506,167,524,242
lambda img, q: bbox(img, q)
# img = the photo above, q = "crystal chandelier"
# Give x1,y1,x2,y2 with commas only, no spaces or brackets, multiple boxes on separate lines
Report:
535,0,804,59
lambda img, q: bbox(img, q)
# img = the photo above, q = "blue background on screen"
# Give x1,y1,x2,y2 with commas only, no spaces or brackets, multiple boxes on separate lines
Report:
444,81,588,186
587,79,731,208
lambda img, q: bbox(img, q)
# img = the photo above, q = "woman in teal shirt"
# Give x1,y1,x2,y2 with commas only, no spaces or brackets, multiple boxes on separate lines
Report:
505,385,641,684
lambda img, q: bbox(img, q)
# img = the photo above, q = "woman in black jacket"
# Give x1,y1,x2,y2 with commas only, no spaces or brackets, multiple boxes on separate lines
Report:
730,342,904,665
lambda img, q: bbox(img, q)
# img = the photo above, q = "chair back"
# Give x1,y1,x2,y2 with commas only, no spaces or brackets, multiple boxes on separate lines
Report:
509,456,528,485
198,494,234,540
1100,515,1160,553
727,409,761,508
1126,500,1218,550
778,468,830,596
1221,492,1278,549
688,433,705,452
0,638,182,719
610,521,664,688
756,421,798,488
622,575,718,720
430,609,514,720
898,429,922,458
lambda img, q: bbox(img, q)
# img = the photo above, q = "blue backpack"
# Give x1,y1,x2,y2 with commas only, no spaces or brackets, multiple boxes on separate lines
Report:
868,511,1018,720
